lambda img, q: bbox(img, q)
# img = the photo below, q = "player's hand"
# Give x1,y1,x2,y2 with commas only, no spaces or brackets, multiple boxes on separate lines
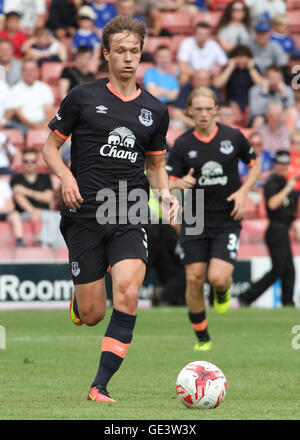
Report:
161,192,180,227
61,172,83,210
227,188,247,220
180,168,197,190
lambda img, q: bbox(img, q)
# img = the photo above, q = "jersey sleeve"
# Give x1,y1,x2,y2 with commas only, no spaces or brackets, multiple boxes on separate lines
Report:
237,130,257,166
48,86,81,140
146,106,169,156
165,140,184,180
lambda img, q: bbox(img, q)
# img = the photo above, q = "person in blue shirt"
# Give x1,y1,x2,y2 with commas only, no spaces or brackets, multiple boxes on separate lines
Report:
143,45,179,104
270,14,300,60
90,0,117,32
239,131,274,204
72,5,101,71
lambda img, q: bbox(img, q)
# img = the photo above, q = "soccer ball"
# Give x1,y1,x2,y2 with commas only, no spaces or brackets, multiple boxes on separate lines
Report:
176,361,227,409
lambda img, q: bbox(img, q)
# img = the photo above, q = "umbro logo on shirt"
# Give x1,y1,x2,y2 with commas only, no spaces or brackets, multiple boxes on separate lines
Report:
96,105,108,114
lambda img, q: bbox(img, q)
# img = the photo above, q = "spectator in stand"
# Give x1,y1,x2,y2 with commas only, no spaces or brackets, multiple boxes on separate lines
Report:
47,0,82,40
249,65,296,128
0,39,22,86
10,148,53,222
170,69,221,130
3,0,47,36
72,5,101,72
21,27,68,67
155,0,198,18
247,20,287,77
270,14,300,61
286,130,300,191
239,131,274,205
115,0,144,22
0,175,25,247
216,1,253,54
134,0,176,36
217,101,239,127
59,46,95,100
90,0,117,34
0,12,27,59
258,101,291,153
143,45,179,104
245,0,286,23
0,131,17,175
3,59,55,136
0,79,11,129
177,21,228,85
213,45,264,113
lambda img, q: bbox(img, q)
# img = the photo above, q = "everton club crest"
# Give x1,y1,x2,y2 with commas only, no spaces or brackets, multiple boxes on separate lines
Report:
139,108,153,127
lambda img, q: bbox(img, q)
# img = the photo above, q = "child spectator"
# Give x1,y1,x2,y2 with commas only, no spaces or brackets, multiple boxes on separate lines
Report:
270,14,300,61
0,11,27,59
22,27,68,66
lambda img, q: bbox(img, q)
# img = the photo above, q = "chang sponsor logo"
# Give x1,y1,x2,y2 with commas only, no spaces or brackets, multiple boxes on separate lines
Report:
199,161,228,186
99,127,138,163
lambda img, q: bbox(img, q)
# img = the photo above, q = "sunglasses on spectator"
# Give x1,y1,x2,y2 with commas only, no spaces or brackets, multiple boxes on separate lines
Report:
23,159,37,164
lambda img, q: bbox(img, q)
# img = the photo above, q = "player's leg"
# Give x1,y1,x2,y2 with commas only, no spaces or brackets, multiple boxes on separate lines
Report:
88,225,147,402
74,279,107,326
185,262,212,351
207,258,234,314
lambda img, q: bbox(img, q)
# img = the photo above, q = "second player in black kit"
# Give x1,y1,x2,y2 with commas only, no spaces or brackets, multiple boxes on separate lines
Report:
168,86,261,351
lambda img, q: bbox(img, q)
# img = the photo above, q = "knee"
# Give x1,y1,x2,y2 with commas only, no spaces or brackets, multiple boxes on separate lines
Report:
208,273,232,291
81,309,106,327
186,271,205,290
115,281,139,314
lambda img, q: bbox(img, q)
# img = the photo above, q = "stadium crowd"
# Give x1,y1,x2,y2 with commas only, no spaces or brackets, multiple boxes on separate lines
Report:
0,0,300,305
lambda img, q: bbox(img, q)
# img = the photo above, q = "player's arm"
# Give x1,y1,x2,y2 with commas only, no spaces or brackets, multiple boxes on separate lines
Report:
42,131,83,210
145,153,179,226
227,157,261,220
267,177,297,210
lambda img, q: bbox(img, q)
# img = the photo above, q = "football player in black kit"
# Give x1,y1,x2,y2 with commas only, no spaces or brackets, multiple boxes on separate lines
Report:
42,15,178,402
167,86,261,351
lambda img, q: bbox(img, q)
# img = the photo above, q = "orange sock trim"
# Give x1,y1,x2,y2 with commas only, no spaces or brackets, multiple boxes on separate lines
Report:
101,336,130,359
191,320,207,332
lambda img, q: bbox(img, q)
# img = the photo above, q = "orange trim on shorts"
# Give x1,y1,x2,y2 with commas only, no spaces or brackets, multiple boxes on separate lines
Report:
247,159,255,167
54,129,68,140
146,149,166,156
106,82,141,102
169,175,181,180
191,320,207,331
101,336,130,359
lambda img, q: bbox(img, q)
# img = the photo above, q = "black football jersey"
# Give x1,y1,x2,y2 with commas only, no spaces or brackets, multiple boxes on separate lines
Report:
48,78,169,219
166,123,256,235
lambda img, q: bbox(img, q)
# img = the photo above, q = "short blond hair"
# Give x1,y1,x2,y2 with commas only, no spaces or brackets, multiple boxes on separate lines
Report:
184,86,218,117
272,14,290,26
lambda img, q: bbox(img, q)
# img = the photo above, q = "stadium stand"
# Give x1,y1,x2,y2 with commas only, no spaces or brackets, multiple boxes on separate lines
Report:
159,11,192,35
26,129,50,150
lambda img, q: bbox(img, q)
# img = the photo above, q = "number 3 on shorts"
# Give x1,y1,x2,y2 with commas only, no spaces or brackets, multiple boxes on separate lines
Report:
227,233,240,252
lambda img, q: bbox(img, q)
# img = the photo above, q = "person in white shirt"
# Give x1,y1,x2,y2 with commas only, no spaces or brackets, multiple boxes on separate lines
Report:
177,21,228,85
4,59,55,136
0,176,25,247
245,0,286,23
4,0,46,35
0,131,17,174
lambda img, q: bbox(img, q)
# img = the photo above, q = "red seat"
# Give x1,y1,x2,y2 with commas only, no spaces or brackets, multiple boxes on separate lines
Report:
13,246,55,261
240,219,269,244
55,247,69,260
0,129,25,149
170,34,187,57
50,84,61,105
287,0,300,10
159,11,192,34
40,61,66,85
257,197,267,219
238,244,268,258
209,0,238,10
0,248,14,260
243,196,257,219
287,10,300,33
136,62,154,84
191,11,222,31
26,129,49,150
0,222,15,247
144,36,172,55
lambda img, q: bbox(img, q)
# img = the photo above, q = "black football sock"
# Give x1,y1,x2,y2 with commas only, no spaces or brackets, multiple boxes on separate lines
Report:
188,310,210,342
91,308,136,388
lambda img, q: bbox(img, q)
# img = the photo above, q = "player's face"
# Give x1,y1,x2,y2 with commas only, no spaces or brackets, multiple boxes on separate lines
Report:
188,96,218,131
104,32,142,80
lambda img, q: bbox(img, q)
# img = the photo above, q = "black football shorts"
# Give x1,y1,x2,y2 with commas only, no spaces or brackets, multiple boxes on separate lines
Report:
179,226,241,266
60,217,148,284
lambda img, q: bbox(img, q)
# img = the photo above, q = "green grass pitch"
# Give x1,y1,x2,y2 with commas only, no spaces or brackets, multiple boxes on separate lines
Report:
0,306,299,420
